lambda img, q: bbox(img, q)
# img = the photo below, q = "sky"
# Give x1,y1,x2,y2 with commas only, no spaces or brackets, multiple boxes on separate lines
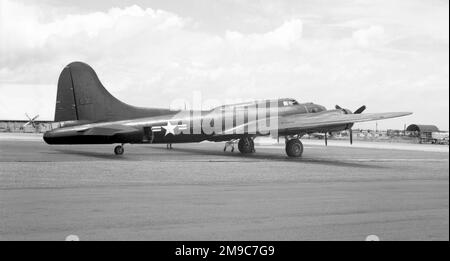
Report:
0,0,448,130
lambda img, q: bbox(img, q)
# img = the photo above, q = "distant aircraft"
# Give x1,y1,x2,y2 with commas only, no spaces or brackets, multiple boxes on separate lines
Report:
43,62,412,157
21,113,40,131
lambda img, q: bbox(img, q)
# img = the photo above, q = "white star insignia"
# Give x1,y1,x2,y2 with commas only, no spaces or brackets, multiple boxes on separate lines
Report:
162,121,177,136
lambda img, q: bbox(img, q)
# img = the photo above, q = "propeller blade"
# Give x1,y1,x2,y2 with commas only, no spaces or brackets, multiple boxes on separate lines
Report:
23,121,31,127
25,113,32,121
31,115,39,121
350,129,353,145
354,105,366,114
335,105,342,110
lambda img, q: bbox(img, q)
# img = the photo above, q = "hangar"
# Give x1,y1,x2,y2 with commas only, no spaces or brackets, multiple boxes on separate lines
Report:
406,124,440,143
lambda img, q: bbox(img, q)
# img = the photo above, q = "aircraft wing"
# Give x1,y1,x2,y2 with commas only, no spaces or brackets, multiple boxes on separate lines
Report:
221,111,412,135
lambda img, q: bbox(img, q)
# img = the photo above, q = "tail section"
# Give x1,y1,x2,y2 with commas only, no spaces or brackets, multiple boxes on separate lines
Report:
55,62,173,122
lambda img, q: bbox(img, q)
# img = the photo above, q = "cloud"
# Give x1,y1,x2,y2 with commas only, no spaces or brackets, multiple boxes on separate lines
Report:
225,19,303,49
0,2,187,68
352,25,385,48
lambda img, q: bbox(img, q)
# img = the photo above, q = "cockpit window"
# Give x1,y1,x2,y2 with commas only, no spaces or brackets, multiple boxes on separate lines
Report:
282,100,299,106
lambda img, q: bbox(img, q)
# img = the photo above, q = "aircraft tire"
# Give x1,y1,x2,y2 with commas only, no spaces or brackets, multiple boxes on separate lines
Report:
114,145,124,155
285,139,303,157
238,137,255,154
249,138,255,153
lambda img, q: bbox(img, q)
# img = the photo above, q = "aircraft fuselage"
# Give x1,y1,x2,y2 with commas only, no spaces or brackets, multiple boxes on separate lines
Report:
43,100,340,145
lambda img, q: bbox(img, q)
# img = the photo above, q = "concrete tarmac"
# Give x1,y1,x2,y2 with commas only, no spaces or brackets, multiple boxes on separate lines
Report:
0,134,448,240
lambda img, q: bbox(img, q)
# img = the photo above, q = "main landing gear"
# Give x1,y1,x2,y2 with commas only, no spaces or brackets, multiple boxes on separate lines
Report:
285,138,303,157
224,137,255,154
237,137,255,154
114,144,124,155
225,136,304,157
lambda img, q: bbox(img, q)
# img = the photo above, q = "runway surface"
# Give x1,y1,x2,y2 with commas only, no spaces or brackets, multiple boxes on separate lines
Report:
0,134,448,240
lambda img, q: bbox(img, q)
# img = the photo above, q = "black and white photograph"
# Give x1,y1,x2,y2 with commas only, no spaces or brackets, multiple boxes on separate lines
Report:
0,0,448,247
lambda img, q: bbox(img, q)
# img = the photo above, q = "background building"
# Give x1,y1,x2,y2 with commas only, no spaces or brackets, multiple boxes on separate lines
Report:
406,124,448,144
0,120,56,133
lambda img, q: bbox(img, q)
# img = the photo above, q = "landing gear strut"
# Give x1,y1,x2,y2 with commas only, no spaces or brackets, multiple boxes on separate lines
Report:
285,139,303,157
238,137,255,154
224,139,237,152
114,144,124,155
166,143,173,149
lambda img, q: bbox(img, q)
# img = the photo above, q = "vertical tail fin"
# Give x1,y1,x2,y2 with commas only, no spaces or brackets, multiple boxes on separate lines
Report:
55,62,173,122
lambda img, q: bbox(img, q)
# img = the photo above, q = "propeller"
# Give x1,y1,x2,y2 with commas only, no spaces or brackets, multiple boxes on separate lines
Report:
354,105,366,114
335,104,366,115
350,105,365,144
349,129,353,144
23,113,39,128
328,105,367,145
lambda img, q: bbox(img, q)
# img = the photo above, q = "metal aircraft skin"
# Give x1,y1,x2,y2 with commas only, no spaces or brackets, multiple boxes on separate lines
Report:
43,62,412,157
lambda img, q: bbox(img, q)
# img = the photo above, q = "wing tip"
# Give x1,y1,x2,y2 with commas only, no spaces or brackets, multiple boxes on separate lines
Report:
398,112,413,116
377,112,413,120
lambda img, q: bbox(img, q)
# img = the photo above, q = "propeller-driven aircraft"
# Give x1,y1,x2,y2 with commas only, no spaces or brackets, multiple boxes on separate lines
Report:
43,62,412,157
21,113,40,131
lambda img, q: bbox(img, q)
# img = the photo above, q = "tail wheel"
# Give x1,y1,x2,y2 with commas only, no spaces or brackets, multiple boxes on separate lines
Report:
238,137,255,154
285,139,303,157
114,145,124,155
